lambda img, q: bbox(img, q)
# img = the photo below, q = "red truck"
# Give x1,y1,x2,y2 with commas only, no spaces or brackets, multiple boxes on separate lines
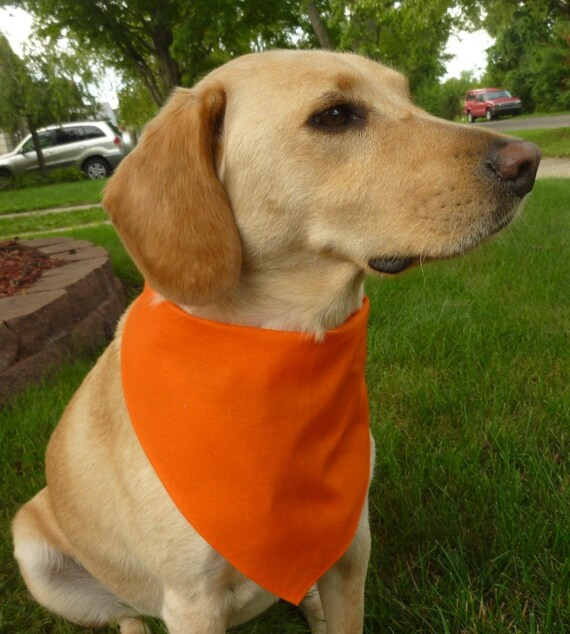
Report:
464,88,522,122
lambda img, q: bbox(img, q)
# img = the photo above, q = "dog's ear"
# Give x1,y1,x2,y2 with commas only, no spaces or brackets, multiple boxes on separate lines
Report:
103,83,241,305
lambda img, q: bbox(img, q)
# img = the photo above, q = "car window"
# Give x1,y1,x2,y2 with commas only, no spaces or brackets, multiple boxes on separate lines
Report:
83,125,106,139
466,93,474,101
22,130,55,152
484,90,512,99
39,131,56,147
21,137,35,153
477,94,484,102
55,127,85,145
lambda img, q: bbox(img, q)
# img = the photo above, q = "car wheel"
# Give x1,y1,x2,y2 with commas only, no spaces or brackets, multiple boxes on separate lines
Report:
467,111,474,123
83,157,111,180
485,109,494,121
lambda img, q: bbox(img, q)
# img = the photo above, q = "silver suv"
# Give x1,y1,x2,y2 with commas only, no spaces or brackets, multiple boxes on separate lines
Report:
0,121,127,183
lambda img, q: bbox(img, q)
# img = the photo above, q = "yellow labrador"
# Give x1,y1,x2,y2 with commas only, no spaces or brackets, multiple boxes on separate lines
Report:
12,50,540,634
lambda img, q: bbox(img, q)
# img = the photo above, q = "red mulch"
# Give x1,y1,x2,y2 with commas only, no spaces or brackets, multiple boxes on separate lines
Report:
0,240,65,298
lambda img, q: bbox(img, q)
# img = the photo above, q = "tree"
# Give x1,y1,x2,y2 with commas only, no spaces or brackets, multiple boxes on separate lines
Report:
0,34,96,176
5,0,307,108
15,0,564,130
300,1,465,98
416,70,480,119
305,0,335,49
0,34,26,136
117,77,158,132
478,0,570,112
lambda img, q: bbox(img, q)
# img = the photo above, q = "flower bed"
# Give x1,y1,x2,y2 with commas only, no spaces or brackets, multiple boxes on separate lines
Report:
0,237,124,406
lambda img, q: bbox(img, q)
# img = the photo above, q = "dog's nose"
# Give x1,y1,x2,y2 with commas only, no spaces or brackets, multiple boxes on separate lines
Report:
485,140,541,198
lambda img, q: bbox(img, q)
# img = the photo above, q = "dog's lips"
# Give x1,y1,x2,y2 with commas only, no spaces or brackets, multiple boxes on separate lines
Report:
368,256,415,274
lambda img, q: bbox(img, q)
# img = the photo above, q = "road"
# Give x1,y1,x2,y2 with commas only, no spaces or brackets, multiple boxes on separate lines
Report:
471,114,570,132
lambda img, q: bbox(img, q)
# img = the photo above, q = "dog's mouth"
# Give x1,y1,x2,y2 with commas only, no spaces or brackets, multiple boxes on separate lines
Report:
368,256,415,275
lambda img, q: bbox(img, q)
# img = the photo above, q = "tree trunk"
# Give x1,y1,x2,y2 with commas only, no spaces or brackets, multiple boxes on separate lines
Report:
151,23,181,99
137,64,166,107
307,1,335,50
27,117,47,178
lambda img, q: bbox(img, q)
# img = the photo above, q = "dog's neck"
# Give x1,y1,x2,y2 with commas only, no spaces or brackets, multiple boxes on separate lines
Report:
180,257,366,339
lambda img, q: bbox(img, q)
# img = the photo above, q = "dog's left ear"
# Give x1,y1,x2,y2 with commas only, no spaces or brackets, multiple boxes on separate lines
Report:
103,82,242,305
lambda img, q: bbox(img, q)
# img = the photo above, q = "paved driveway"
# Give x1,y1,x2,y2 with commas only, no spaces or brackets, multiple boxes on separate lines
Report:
472,114,570,132
537,158,570,178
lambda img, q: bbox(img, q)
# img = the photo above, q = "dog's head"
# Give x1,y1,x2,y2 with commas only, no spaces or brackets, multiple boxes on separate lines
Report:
104,50,540,306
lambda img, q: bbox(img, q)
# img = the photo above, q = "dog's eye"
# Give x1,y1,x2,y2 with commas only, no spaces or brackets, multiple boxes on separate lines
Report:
310,104,360,130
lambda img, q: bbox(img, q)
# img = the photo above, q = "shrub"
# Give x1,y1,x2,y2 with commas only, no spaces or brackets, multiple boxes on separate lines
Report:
47,167,88,184
414,71,479,121
3,167,88,190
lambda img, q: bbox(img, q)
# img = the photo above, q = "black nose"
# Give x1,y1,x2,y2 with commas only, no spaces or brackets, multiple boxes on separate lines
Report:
485,140,541,198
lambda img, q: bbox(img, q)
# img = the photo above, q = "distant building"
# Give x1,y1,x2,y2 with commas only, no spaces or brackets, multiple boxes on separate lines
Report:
0,132,12,154
0,130,19,154
97,102,118,127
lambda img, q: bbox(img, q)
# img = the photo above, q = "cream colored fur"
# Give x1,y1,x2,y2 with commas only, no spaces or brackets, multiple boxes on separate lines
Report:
13,50,527,633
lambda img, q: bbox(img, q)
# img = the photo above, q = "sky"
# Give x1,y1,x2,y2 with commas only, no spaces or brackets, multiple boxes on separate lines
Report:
1,6,33,56
443,28,494,80
0,6,121,108
0,6,494,109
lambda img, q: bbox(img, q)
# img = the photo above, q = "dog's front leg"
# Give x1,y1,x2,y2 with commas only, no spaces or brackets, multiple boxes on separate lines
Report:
317,512,371,634
162,587,227,634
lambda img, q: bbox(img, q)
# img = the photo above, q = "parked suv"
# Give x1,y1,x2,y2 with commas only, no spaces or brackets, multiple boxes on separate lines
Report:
464,88,522,122
0,121,126,184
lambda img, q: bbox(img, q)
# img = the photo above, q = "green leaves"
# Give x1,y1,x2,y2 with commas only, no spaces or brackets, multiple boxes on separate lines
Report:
482,0,569,112
5,0,568,128
0,34,28,131
0,33,97,133
13,0,307,110
325,0,456,93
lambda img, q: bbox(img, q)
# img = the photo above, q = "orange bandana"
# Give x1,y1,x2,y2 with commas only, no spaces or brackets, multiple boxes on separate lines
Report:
121,286,370,604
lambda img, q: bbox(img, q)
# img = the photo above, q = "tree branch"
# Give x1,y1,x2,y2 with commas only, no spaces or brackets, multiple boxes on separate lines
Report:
307,1,335,50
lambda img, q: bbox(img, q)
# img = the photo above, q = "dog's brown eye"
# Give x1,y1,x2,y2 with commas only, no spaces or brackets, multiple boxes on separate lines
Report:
311,104,357,129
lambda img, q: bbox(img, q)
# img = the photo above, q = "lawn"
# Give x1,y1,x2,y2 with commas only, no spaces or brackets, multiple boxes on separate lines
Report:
1,179,568,633
0,207,107,238
0,179,105,215
508,127,570,157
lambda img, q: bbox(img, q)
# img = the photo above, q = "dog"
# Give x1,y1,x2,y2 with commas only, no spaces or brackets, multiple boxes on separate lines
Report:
12,50,540,634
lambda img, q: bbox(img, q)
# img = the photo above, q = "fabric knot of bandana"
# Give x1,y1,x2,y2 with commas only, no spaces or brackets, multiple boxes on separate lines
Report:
121,285,371,604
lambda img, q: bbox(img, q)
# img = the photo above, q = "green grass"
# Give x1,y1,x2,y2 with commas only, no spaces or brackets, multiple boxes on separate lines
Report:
0,352,113,634
1,180,568,632
362,178,569,632
0,207,107,238
0,179,105,215
515,110,570,120
507,127,570,157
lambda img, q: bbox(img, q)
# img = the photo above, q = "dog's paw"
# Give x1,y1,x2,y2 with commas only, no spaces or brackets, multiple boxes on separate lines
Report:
119,616,152,634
